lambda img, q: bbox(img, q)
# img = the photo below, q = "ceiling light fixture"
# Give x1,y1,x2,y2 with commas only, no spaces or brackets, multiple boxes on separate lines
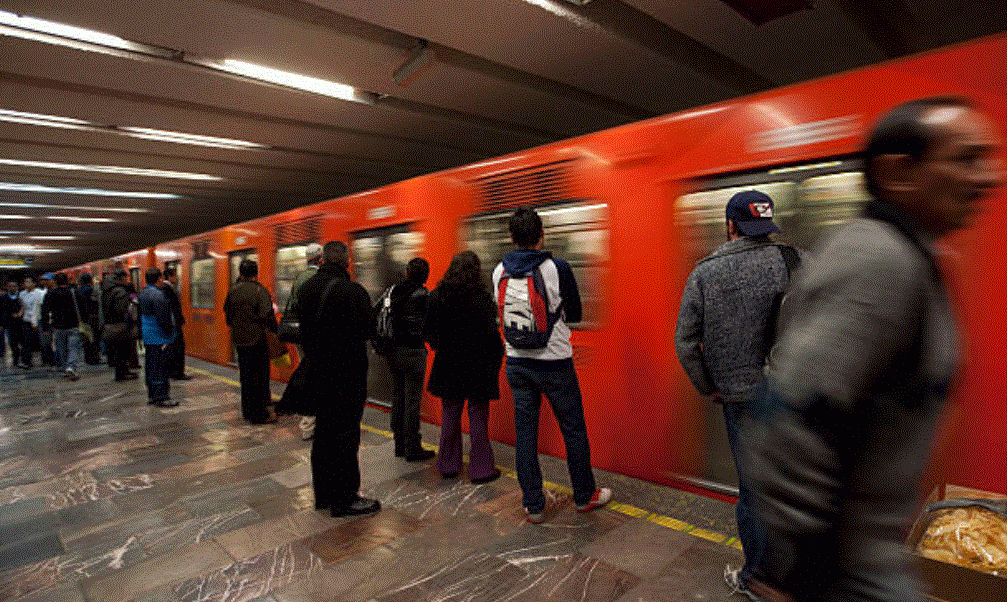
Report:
47,216,114,223
0,108,91,130
0,214,30,220
2,11,373,106
0,10,164,55
215,59,369,104
0,158,221,181
28,235,76,240
120,127,266,150
0,244,60,253
0,201,147,213
0,230,24,234
0,182,180,198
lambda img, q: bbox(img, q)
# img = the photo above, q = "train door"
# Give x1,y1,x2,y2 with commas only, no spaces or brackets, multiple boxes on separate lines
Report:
351,224,424,408
227,249,259,364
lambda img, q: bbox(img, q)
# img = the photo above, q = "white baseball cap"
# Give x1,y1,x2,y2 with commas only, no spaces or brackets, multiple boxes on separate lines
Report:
305,242,322,258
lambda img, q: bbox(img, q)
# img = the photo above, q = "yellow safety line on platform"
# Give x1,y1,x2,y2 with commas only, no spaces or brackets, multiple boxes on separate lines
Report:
191,365,741,552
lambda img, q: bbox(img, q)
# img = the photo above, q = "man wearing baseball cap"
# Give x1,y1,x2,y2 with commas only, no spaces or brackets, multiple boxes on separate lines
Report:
675,189,801,601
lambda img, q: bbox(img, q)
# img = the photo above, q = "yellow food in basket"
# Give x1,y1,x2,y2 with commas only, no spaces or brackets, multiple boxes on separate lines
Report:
917,507,1007,575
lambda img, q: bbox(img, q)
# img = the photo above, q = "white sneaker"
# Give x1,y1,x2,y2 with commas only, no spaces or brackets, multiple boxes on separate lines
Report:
575,487,612,512
724,565,762,601
524,507,545,524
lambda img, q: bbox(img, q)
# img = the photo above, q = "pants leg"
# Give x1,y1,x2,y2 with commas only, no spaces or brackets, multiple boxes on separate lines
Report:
312,397,364,509
538,359,596,506
506,362,546,513
23,322,40,366
84,319,100,364
113,338,132,379
388,352,406,452
466,400,495,480
723,401,766,586
170,330,186,377
7,322,23,366
144,344,170,402
401,348,427,452
53,329,69,370
39,327,54,366
237,340,270,422
436,399,464,476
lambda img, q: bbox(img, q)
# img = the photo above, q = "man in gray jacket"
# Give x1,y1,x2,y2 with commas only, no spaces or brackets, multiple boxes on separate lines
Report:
751,98,1001,602
675,189,799,600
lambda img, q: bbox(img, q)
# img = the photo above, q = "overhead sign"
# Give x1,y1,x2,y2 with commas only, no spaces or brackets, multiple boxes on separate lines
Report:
0,255,30,268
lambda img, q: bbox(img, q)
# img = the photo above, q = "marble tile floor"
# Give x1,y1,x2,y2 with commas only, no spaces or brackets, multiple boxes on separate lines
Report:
1,358,746,602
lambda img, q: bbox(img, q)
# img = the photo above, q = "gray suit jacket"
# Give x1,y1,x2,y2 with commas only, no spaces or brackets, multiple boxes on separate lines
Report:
759,208,959,602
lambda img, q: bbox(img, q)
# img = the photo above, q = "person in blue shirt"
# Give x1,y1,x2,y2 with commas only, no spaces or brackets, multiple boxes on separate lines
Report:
138,267,177,407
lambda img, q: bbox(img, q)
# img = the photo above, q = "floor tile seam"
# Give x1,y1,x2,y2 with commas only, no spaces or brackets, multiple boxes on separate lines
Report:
188,362,742,554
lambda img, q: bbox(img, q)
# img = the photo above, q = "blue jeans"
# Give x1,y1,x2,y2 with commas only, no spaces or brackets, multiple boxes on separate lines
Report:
723,390,768,586
52,328,82,371
506,358,596,512
144,343,170,402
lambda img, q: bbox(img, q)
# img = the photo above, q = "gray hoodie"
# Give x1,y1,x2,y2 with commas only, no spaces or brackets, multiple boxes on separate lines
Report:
675,237,797,403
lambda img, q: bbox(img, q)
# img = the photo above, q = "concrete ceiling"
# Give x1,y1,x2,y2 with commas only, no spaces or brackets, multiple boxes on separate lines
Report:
0,0,1003,270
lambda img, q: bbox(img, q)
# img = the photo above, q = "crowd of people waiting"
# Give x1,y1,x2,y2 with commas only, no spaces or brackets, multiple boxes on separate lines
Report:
1,266,190,401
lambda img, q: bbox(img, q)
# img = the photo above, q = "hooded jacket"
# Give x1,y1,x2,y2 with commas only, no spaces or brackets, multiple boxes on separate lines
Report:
492,249,581,362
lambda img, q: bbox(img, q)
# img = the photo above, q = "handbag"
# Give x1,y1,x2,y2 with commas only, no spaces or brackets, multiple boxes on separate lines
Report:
265,329,288,360
70,288,95,343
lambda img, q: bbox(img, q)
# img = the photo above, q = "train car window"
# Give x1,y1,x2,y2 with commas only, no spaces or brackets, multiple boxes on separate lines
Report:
190,258,215,309
797,172,869,250
351,226,424,303
463,201,608,329
274,244,309,310
676,182,798,263
229,250,259,286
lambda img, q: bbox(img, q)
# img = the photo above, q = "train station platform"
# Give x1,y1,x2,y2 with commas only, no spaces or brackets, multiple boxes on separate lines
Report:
0,357,744,602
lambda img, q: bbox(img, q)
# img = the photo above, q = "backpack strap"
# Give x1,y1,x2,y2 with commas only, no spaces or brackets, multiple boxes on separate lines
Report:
779,246,800,280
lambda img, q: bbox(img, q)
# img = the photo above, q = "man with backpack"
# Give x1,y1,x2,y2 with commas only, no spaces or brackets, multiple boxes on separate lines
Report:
493,206,612,524
375,257,434,461
674,189,800,601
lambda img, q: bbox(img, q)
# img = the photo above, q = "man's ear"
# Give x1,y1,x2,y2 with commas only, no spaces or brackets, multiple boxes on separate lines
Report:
872,153,918,195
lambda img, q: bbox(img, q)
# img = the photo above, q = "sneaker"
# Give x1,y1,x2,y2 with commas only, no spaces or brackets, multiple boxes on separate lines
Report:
724,565,763,601
66,369,79,381
404,448,436,462
524,507,545,524
331,496,381,517
575,487,612,512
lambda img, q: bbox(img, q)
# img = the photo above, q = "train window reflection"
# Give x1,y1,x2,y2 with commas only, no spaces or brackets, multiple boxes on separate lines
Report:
677,182,798,262
463,202,608,328
190,258,215,309
275,244,308,311
797,172,868,250
352,227,424,303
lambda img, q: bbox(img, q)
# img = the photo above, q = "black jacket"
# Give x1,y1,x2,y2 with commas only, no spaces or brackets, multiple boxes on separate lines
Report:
223,279,276,347
161,282,185,330
1,293,22,326
296,263,374,403
424,286,503,401
102,283,131,325
41,286,86,331
390,281,428,349
76,284,99,320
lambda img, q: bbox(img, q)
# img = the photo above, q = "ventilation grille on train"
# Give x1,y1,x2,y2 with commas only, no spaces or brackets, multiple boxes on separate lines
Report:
472,159,577,213
275,216,321,247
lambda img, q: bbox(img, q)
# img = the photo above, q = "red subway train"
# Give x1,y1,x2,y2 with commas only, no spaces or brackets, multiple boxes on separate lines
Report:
69,34,1007,497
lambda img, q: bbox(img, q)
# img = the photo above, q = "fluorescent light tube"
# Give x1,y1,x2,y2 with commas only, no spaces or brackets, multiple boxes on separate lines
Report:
47,216,114,223
0,214,30,219
0,231,24,234
121,127,266,149
28,235,76,240
0,10,151,53
217,59,363,103
0,159,221,181
0,182,179,198
0,202,147,213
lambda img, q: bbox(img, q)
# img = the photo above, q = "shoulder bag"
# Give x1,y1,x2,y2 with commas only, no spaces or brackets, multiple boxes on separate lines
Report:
70,288,95,344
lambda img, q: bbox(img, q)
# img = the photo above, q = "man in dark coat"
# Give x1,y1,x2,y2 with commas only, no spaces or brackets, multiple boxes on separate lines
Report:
103,270,136,381
223,259,278,424
77,273,100,365
751,98,1002,602
161,267,192,380
295,241,379,517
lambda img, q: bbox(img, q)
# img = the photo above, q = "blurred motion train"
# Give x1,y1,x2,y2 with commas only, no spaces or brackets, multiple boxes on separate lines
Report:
68,34,1007,498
